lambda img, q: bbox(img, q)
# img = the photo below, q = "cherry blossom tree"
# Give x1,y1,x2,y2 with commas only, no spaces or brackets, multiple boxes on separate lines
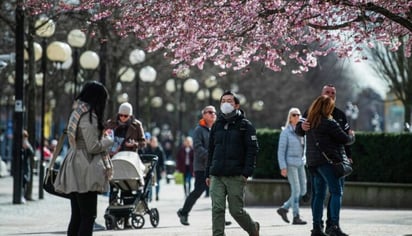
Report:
24,1,412,74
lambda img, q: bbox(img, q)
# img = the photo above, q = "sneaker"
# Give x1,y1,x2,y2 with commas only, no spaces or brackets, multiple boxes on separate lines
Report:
177,209,189,226
292,215,307,225
326,225,349,236
276,208,289,223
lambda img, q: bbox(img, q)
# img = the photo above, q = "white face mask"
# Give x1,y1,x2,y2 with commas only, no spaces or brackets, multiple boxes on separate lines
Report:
220,102,235,114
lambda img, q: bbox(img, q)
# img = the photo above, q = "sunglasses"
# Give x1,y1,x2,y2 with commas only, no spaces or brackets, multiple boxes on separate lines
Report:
204,111,216,115
119,114,129,118
291,114,300,117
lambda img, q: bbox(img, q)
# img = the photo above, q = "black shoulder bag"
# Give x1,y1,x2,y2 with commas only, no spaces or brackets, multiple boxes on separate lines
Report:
43,130,71,199
310,131,353,178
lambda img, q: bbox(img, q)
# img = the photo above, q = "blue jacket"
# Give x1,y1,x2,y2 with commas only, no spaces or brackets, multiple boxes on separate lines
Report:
277,125,305,170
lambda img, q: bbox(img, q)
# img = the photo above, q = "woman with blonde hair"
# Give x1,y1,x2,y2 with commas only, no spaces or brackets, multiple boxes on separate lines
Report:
276,107,307,225
305,95,355,236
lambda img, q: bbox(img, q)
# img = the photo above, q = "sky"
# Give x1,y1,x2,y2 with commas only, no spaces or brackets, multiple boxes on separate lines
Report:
348,60,389,98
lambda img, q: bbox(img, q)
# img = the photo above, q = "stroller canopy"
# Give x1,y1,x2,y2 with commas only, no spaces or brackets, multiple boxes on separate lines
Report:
111,151,146,181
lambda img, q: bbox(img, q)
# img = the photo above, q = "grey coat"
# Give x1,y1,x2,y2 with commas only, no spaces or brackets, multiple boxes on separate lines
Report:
192,120,210,172
54,112,113,194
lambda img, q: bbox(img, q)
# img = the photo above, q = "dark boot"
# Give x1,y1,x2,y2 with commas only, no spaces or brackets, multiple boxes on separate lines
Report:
177,209,189,226
326,225,349,236
311,225,328,236
292,215,307,225
276,208,290,223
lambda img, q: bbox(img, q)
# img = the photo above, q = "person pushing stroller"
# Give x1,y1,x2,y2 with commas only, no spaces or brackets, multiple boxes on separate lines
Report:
105,102,146,227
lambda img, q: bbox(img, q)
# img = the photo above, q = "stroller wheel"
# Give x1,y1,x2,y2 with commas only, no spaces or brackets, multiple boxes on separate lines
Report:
149,208,159,227
115,218,125,229
104,214,116,230
131,214,145,229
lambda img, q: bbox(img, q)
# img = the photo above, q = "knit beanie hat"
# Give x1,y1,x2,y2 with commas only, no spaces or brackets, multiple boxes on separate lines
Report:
118,102,133,115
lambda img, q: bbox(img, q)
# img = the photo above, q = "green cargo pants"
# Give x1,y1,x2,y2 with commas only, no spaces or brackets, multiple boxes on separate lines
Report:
210,175,258,236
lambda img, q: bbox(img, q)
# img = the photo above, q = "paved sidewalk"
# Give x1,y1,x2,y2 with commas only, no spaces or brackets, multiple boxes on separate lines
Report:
1,174,411,236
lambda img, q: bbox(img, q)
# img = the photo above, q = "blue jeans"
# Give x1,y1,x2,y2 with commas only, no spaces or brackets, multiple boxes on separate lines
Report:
281,164,307,217
183,166,193,196
311,164,344,227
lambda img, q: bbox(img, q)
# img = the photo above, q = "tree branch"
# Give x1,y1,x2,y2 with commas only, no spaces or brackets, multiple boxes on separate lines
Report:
307,2,412,33
364,3,412,33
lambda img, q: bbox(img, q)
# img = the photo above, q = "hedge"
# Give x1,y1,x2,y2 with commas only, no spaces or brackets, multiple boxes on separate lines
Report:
254,129,412,183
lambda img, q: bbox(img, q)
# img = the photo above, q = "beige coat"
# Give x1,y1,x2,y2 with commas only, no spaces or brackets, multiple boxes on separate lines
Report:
54,112,113,194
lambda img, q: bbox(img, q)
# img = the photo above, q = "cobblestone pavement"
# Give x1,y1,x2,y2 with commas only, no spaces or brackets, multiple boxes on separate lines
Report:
1,174,411,236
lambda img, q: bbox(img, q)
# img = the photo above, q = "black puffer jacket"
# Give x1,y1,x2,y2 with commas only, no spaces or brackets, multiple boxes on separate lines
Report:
206,110,259,178
306,117,355,167
296,107,352,158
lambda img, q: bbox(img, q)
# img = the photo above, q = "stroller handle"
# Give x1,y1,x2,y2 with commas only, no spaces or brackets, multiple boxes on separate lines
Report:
139,154,158,163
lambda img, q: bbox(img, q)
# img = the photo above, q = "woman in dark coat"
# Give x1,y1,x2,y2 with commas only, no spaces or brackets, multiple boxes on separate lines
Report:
305,95,355,236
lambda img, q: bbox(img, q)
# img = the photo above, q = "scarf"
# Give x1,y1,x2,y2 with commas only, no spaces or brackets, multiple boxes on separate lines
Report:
222,109,240,121
67,100,91,144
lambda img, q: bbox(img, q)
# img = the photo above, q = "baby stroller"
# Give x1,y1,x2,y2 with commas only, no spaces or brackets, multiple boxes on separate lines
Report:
104,151,159,229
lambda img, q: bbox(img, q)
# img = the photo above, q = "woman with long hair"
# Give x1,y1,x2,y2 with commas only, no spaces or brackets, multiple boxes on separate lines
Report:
54,81,114,236
305,95,355,236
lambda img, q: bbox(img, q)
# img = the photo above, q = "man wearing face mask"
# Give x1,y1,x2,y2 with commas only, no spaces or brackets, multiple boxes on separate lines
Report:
205,91,260,236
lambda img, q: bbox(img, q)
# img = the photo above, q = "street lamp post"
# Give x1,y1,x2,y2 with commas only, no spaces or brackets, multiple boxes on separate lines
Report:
119,63,155,122
204,75,218,105
139,65,157,125
67,29,86,98
35,17,55,199
36,41,71,199
129,49,146,115
12,0,24,204
178,76,199,145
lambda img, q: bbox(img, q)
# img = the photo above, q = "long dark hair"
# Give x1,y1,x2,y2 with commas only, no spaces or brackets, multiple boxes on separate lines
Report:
75,81,108,134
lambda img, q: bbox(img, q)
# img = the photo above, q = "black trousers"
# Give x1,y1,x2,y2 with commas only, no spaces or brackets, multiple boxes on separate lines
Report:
68,191,98,236
181,170,207,215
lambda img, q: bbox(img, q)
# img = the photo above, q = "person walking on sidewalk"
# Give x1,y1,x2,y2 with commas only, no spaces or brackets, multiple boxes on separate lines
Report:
206,91,260,236
276,107,307,225
143,135,166,201
54,81,113,236
105,102,146,228
22,130,35,202
178,105,230,226
176,136,195,197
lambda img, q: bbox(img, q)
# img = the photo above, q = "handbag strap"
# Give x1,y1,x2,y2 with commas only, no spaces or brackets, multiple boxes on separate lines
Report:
309,131,333,164
45,130,67,179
